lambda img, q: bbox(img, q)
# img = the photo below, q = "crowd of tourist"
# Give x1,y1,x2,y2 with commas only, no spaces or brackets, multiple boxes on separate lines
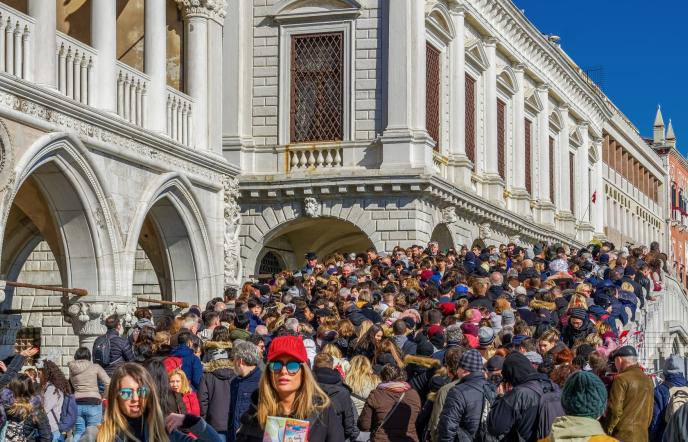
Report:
1,239,688,441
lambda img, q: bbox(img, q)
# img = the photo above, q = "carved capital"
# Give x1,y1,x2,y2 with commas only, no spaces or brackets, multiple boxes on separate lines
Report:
66,297,136,337
175,0,227,20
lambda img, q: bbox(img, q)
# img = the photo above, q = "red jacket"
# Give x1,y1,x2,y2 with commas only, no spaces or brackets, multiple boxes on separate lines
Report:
182,391,201,416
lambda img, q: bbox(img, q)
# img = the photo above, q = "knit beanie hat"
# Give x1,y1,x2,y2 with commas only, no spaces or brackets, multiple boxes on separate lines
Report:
665,355,684,375
561,371,607,418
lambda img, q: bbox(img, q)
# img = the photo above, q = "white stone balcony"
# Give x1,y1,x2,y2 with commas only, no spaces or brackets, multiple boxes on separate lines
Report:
166,87,193,146
0,3,33,81
56,32,95,105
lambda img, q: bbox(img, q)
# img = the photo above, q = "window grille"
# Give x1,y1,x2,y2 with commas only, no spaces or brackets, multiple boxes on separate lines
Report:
497,99,506,179
549,136,555,203
259,252,283,275
569,152,575,215
465,76,476,166
525,119,532,194
290,33,343,143
426,43,441,151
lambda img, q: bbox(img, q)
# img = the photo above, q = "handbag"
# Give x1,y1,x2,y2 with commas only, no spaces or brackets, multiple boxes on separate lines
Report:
366,392,406,442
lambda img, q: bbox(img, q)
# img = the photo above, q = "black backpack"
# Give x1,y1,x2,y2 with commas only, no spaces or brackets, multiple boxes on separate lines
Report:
523,380,565,439
472,384,501,442
92,334,111,367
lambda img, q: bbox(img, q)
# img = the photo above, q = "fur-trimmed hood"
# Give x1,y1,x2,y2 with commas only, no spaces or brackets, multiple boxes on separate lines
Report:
203,358,235,375
529,299,556,311
204,341,232,350
404,354,441,369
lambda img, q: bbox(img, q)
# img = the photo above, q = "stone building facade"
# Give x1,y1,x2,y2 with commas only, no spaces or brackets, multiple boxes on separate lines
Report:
227,0,667,278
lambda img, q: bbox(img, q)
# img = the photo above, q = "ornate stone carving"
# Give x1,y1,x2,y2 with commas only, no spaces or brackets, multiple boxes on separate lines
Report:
66,297,136,337
479,222,492,240
303,197,320,218
223,177,242,287
175,0,227,20
442,206,457,224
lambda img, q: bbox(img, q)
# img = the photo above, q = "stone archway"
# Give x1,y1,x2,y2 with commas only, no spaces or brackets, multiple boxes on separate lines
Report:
430,223,455,251
253,217,375,275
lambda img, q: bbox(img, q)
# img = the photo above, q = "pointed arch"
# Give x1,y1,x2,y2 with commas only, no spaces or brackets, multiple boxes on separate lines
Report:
0,132,119,299
426,2,455,43
126,172,216,306
270,0,361,22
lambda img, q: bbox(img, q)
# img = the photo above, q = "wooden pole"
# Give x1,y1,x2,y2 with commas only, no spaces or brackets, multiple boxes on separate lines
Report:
137,297,189,309
5,281,88,297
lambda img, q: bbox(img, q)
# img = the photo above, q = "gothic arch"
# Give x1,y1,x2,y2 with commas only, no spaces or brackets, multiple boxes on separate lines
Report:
126,173,215,306
0,132,119,304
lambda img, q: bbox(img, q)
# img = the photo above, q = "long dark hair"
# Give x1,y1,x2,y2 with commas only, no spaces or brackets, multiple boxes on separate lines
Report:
43,360,72,394
142,357,182,415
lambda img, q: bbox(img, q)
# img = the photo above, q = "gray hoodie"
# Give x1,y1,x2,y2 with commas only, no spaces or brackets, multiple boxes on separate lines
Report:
68,359,110,401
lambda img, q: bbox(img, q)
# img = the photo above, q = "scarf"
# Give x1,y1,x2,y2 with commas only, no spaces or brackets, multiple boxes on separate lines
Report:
377,381,411,393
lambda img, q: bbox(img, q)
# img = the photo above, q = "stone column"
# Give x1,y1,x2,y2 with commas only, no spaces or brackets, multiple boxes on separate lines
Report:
446,5,472,188
558,104,570,215
144,0,167,132
222,0,254,164
207,14,224,154
578,123,590,221
380,0,433,172
509,63,529,215
91,0,117,111
66,297,137,350
593,137,606,237
481,37,503,202
535,84,554,225
28,0,56,87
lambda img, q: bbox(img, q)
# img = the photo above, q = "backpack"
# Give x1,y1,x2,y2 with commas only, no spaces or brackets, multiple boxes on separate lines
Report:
50,389,78,434
0,420,34,442
92,334,112,367
665,386,688,423
473,385,501,442
524,380,565,439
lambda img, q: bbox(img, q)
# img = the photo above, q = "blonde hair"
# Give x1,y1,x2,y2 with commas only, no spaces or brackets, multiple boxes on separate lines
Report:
97,363,170,442
256,363,330,427
538,328,560,345
169,368,192,395
345,355,380,396
321,343,343,359
567,293,588,310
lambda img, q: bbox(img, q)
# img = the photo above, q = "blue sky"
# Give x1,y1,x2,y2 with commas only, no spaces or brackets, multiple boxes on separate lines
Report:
513,0,687,153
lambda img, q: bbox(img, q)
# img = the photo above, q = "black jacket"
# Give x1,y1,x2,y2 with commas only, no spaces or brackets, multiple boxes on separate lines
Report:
359,304,383,324
468,296,494,312
104,329,136,376
437,372,494,442
236,393,345,442
199,358,235,432
0,393,52,442
0,354,25,389
313,367,359,441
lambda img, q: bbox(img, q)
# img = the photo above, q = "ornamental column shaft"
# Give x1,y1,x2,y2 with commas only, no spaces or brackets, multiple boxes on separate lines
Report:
144,0,167,132
512,64,526,190
483,38,498,177
593,137,606,236
28,0,55,86
558,104,570,213
91,0,117,111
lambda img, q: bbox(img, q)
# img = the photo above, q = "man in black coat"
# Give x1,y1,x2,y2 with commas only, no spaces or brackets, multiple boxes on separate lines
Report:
437,349,493,442
313,354,359,442
100,315,136,376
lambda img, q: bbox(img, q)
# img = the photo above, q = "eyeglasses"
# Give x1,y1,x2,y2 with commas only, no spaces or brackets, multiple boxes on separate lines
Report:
268,361,302,375
118,386,149,401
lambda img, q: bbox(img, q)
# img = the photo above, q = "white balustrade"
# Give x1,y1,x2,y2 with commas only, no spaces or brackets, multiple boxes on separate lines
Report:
433,152,448,179
166,87,193,146
0,4,34,80
287,146,343,172
55,32,96,105
116,61,149,127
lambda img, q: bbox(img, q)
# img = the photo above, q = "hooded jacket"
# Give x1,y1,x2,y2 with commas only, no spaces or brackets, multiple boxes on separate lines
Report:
561,315,595,348
488,352,560,442
199,347,234,433
68,359,111,401
313,367,359,441
650,372,687,442
539,415,618,442
171,344,203,391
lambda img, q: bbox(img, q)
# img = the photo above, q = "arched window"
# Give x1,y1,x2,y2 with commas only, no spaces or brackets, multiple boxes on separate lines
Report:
259,252,283,275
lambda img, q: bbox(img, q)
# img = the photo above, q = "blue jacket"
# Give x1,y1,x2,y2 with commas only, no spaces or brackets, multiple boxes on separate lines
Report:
171,344,203,391
246,312,264,334
228,367,262,442
650,373,688,442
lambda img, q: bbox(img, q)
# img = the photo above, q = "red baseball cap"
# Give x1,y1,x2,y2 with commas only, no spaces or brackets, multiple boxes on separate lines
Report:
267,335,308,364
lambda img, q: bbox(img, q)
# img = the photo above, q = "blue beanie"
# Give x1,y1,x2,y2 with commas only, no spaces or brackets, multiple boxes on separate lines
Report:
561,371,607,418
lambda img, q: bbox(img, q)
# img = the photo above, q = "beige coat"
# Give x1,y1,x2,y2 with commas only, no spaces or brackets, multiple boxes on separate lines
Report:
68,359,110,400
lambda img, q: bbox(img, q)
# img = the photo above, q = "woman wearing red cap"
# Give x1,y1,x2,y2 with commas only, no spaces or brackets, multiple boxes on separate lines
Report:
236,335,344,442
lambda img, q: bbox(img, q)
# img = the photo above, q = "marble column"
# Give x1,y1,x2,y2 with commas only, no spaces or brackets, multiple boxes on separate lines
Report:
593,136,606,237
91,0,117,111
446,5,472,188
145,0,167,132
510,63,529,215
481,37,503,202
28,0,55,86
380,0,433,172
207,16,224,154
535,84,554,225
558,104,570,215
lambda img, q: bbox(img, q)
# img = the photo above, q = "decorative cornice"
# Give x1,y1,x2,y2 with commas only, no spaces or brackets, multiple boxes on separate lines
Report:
175,0,227,21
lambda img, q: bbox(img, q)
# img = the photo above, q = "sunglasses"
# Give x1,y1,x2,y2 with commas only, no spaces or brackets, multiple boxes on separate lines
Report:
268,361,302,375
118,386,149,401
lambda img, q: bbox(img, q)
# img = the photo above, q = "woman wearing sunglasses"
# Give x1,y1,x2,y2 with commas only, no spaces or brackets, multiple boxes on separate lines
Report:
236,335,344,442
96,363,221,442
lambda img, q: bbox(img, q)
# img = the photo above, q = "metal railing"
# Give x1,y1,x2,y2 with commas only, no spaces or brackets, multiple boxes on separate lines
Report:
166,87,193,146
56,32,96,105
116,61,149,127
0,4,33,80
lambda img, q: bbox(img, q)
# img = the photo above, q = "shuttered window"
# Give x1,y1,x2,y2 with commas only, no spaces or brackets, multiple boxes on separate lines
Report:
290,33,343,143
465,76,476,166
525,119,532,194
569,152,575,215
549,136,555,203
426,43,441,151
497,99,506,179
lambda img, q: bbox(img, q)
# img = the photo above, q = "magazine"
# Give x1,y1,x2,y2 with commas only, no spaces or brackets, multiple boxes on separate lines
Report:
263,416,310,442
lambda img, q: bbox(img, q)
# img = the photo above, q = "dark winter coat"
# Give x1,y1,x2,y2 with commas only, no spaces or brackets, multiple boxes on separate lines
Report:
650,373,688,442
516,307,539,326
437,372,494,442
112,415,222,442
228,366,261,442
236,394,345,442
199,358,235,432
103,328,136,376
404,355,441,403
468,296,494,312
358,386,422,442
359,303,383,324
170,343,203,391
0,355,26,390
0,390,52,442
313,367,359,441
561,316,595,348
